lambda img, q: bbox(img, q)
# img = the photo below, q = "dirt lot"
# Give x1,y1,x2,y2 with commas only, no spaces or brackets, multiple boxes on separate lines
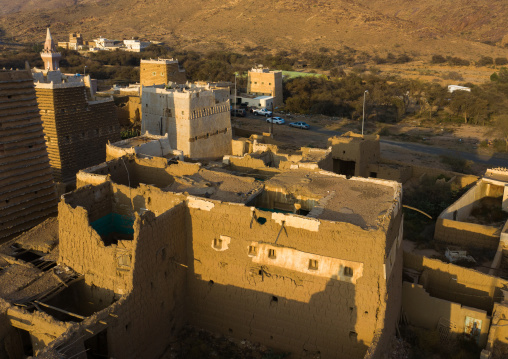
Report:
233,112,506,175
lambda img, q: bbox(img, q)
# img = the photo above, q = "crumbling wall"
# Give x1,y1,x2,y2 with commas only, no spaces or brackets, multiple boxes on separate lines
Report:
487,302,508,359
59,183,134,294
402,282,491,347
107,202,188,358
404,252,508,313
186,199,399,358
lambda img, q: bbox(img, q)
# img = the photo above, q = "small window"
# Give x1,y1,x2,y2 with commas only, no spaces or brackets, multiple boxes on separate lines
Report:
261,82,264,85
152,71,156,76
213,238,223,250
248,246,258,257
268,249,276,259
308,259,318,270
344,266,353,277
269,83,272,85
254,82,257,84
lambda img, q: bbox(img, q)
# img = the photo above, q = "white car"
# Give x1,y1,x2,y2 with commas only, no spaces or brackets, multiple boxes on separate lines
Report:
266,117,285,125
253,108,272,116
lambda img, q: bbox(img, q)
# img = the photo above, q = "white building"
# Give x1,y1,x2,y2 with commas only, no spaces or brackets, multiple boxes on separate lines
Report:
123,39,151,52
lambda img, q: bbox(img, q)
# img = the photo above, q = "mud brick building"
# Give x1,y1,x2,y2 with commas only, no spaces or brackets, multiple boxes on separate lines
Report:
139,58,187,87
0,70,58,241
34,78,121,185
247,67,283,107
0,148,403,358
141,84,231,159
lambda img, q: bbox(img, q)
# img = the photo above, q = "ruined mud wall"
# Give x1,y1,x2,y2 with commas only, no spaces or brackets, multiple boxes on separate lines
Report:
368,163,412,183
402,282,491,347
186,199,401,359
0,70,58,241
404,252,508,313
107,202,188,358
59,183,134,295
487,302,508,359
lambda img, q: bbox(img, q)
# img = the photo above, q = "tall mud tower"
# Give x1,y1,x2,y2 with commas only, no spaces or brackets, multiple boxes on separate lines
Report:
0,70,58,241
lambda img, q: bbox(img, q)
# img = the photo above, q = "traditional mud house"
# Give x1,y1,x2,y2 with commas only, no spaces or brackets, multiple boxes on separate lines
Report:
0,69,58,241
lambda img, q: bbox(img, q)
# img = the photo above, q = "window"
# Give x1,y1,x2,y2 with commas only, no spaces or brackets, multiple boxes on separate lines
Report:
152,71,156,76
248,246,258,257
213,238,223,250
344,266,353,277
269,83,272,85
268,249,276,259
308,259,318,270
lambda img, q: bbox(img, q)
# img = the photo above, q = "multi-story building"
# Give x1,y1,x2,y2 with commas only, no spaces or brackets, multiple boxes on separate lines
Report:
34,71,121,185
57,32,84,50
0,69,58,241
141,84,231,159
139,58,186,87
247,67,283,107
0,148,403,358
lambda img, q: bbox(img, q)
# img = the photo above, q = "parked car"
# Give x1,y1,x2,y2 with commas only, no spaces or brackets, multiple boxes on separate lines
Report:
253,108,272,116
289,121,310,129
266,117,285,125
231,108,246,117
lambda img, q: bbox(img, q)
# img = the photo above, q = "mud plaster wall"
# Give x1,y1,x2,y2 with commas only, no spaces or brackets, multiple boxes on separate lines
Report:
368,163,412,183
6,306,71,356
434,218,500,250
487,302,508,358
402,282,491,347
329,137,380,178
403,251,508,313
59,183,134,295
186,200,401,359
106,203,188,358
140,62,186,87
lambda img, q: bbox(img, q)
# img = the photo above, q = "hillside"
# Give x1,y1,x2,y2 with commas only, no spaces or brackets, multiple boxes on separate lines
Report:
0,0,507,60
0,0,102,16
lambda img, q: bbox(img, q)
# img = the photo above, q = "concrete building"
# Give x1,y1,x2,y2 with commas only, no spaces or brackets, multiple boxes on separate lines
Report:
0,69,58,241
141,84,231,159
40,28,61,71
123,39,150,52
140,59,187,87
247,67,283,107
0,146,403,358
33,71,121,185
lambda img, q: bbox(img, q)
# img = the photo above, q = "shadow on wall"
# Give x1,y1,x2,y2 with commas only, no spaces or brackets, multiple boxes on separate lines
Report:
187,277,369,358
184,215,370,359
405,253,504,314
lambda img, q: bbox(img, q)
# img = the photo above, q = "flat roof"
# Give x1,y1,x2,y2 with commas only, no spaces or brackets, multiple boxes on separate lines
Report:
265,170,398,228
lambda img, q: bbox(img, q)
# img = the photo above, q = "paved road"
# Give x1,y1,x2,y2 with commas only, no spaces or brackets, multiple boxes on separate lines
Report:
309,125,508,167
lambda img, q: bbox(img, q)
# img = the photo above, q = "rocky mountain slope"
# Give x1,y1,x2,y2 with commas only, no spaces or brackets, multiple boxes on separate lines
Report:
0,0,507,60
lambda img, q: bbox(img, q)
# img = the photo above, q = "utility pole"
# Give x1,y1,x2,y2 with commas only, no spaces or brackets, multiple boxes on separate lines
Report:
270,102,274,135
234,73,237,116
362,90,368,136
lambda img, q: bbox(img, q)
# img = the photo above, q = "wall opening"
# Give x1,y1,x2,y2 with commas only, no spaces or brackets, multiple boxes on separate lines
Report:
90,213,134,246
246,189,318,215
308,259,319,271
84,329,109,358
333,159,355,177
14,328,33,357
